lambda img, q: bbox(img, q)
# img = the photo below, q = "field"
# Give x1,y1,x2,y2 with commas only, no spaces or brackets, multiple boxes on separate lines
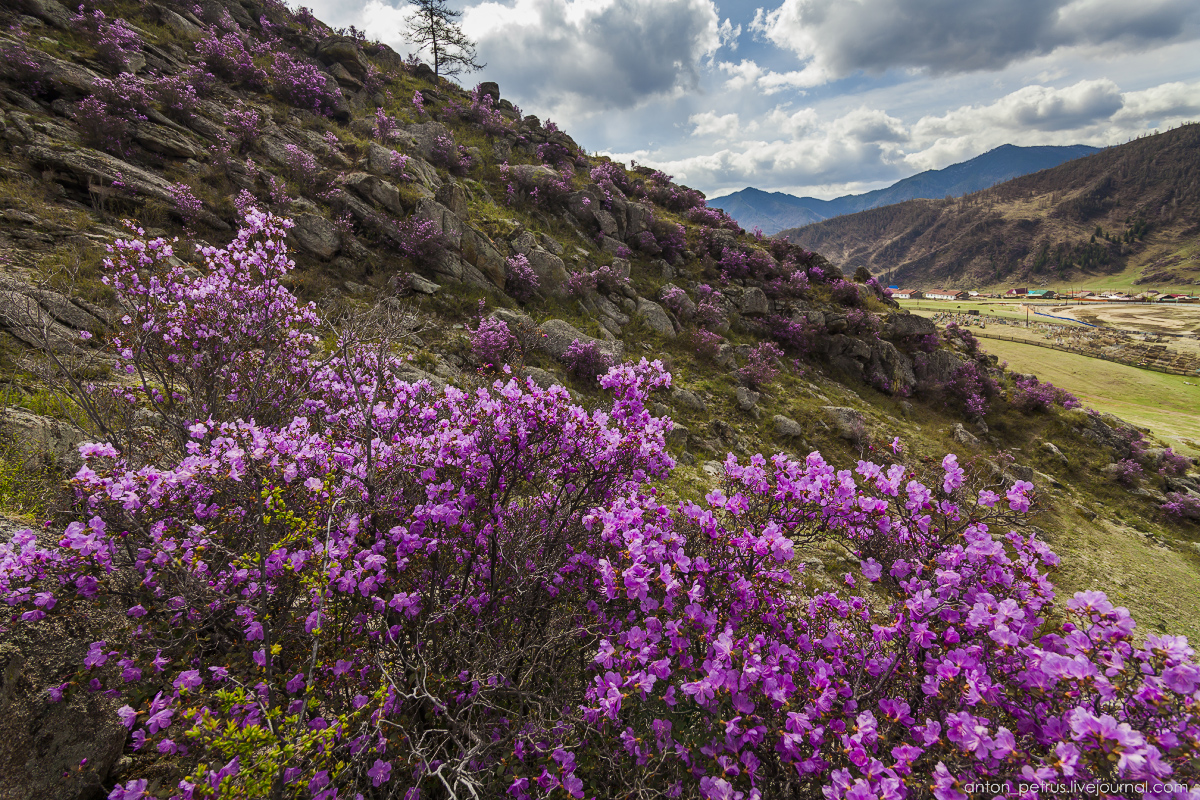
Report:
978,337,1200,454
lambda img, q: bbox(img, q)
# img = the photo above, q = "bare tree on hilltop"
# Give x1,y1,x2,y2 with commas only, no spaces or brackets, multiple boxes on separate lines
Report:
404,0,484,79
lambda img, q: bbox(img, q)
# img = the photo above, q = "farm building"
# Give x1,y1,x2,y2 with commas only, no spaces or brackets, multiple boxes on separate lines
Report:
925,289,969,300
1026,289,1057,299
891,289,924,300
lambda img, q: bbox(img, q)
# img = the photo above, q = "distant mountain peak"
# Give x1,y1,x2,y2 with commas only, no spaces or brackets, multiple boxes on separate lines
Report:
714,144,1100,236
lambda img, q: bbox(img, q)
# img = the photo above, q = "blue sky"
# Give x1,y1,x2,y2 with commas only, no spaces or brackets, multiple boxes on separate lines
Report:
306,0,1200,199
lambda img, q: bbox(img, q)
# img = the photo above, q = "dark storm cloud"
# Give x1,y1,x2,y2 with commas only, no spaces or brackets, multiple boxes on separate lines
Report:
753,0,1200,81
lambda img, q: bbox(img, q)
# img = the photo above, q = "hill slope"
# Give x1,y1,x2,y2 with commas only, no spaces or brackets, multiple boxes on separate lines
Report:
779,125,1200,289
714,144,1098,235
0,1,1197,798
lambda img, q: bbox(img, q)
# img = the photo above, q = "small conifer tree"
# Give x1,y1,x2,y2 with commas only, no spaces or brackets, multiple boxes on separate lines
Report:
404,0,484,78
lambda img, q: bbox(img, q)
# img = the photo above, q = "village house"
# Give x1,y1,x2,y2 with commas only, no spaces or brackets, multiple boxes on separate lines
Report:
925,289,969,301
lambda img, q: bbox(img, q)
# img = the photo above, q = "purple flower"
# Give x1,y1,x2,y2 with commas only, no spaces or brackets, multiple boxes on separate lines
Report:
368,759,392,786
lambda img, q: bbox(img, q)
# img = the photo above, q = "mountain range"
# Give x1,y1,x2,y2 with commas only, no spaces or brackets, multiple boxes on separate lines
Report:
778,125,1200,290
712,144,1100,235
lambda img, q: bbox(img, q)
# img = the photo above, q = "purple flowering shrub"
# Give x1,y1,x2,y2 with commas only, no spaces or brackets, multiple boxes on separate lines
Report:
763,314,825,357
169,183,204,229
687,204,741,231
717,246,772,279
394,214,451,267
73,75,153,154
271,52,343,116
564,263,629,297
501,161,575,210
942,321,981,356
1012,375,1082,412
694,284,728,330
445,85,512,135
831,278,865,307
659,285,691,318
1162,492,1200,520
196,26,268,88
504,253,540,301
468,308,516,369
373,107,399,141
737,341,785,389
283,144,326,192
1157,448,1192,477
6,216,1200,800
2,41,49,97
153,71,207,120
691,328,725,360
947,360,1001,417
222,105,265,155
58,209,320,456
1112,458,1144,487
71,6,142,70
562,338,615,380
430,134,473,176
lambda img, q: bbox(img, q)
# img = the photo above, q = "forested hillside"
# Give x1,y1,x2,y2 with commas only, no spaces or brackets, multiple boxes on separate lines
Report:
0,1,1197,799
781,125,1200,289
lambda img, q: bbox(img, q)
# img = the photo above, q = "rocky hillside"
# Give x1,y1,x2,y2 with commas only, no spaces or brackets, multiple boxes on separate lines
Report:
0,1,1198,798
715,144,1098,235
779,125,1200,289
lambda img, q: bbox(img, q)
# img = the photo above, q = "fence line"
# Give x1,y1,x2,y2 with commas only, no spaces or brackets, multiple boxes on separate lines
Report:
972,331,1200,377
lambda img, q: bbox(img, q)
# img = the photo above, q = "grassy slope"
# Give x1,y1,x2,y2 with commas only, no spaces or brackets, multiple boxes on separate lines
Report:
978,337,1200,452
0,0,1197,650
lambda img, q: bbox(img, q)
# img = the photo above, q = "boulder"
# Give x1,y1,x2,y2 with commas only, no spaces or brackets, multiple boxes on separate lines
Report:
1,408,85,470
22,288,104,332
822,406,866,440
435,182,469,217
914,349,964,387
525,249,570,297
406,273,441,294
342,172,404,215
865,339,917,395
666,423,689,449
539,319,623,362
406,121,453,161
151,3,201,35
774,414,804,438
288,213,341,260
884,312,937,339
414,198,462,249
509,164,560,188
17,0,73,27
735,386,760,412
0,284,82,352
460,225,506,289
316,36,371,79
23,144,175,204
595,295,629,328
673,388,706,412
658,283,695,319
739,287,771,316
821,334,872,379
636,297,675,338
0,609,129,800
478,81,500,104
592,208,619,238
952,423,981,449
133,122,202,160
